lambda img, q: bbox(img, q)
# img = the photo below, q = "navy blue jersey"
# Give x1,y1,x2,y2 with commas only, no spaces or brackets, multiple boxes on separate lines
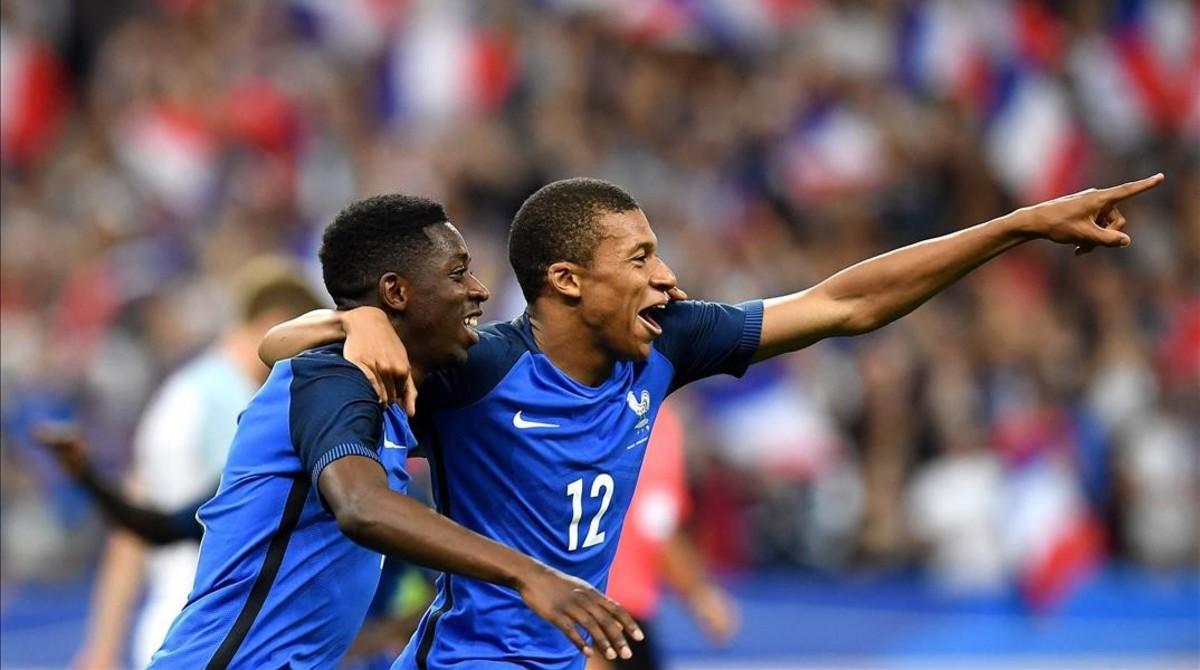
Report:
149,344,415,670
395,300,762,669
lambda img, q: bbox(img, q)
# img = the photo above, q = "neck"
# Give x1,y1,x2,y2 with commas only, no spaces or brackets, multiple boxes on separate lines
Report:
527,300,615,387
389,315,427,387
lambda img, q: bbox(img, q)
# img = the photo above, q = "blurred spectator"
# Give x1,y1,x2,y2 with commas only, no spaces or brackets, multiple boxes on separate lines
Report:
71,257,320,669
590,402,738,670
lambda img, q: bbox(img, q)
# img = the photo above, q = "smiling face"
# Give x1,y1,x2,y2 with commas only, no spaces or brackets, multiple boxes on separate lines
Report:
401,222,490,368
574,209,678,362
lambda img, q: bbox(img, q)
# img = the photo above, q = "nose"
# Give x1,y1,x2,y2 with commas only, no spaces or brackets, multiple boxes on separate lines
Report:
650,257,677,293
468,273,491,303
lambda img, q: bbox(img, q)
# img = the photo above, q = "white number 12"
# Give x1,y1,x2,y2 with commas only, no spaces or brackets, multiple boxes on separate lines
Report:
566,473,614,551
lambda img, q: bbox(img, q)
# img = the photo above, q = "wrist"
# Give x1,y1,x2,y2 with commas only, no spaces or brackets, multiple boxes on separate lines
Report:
507,555,548,591
1002,208,1042,240
340,306,386,337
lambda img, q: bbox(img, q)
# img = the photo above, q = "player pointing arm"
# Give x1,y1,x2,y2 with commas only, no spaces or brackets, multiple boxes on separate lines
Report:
753,174,1164,359
264,174,1163,382
256,175,1162,668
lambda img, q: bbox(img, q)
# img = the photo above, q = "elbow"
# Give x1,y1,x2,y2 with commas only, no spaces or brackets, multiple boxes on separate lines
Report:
842,310,886,335
824,294,883,336
332,497,380,546
257,327,286,368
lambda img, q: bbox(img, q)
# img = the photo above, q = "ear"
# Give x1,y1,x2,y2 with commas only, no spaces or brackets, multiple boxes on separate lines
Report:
378,272,410,312
546,261,582,299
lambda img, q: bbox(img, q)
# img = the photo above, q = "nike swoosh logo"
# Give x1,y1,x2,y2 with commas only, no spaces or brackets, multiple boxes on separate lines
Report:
382,439,405,450
513,411,560,429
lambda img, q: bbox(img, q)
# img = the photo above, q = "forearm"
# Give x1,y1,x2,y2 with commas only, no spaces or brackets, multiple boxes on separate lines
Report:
76,468,200,546
258,308,346,365
80,531,146,655
341,491,539,590
759,212,1029,358
827,212,1029,330
661,530,712,600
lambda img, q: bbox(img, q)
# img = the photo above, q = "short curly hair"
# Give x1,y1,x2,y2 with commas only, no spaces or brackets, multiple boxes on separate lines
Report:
319,194,448,308
508,178,640,302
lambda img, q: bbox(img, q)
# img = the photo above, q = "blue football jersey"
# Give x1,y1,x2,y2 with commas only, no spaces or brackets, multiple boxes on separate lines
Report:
395,300,762,669
149,344,415,670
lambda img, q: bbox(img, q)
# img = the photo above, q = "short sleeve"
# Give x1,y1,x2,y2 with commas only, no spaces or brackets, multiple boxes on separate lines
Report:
416,321,529,414
652,300,764,393
288,353,385,491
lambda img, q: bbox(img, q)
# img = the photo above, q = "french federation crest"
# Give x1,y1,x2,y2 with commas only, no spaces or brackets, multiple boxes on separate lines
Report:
626,389,651,431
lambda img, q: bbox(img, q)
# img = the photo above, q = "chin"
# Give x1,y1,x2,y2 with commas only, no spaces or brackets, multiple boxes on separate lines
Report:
623,342,652,363
449,347,470,365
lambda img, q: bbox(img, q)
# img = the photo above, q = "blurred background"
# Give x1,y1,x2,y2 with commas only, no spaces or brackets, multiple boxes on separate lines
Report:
1,0,1197,668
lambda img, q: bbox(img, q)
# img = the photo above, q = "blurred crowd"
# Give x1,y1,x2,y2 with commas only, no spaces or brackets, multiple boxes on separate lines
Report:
2,0,1197,608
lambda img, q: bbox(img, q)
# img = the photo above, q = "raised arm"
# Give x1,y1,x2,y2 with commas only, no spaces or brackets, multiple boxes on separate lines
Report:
754,174,1164,360
320,457,642,660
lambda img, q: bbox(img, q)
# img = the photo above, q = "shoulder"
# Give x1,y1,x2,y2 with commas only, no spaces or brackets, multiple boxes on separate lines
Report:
287,344,374,396
418,317,533,412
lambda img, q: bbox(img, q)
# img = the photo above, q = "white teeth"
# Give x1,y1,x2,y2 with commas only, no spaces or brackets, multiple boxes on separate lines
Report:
463,316,478,327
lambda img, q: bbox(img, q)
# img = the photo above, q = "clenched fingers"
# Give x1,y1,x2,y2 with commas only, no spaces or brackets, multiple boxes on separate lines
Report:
1078,206,1129,256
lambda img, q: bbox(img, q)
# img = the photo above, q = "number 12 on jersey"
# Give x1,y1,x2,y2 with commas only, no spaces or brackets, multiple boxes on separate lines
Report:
566,473,614,551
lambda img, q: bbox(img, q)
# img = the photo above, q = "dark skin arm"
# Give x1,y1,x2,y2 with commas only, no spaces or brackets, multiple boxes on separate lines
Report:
35,427,204,546
320,455,643,661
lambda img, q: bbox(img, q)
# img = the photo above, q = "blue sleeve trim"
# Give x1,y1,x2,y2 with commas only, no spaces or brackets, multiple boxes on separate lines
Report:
310,441,383,490
735,299,764,363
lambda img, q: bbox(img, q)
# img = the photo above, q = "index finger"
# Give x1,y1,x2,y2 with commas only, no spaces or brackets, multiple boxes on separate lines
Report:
1098,173,1164,203
402,377,418,417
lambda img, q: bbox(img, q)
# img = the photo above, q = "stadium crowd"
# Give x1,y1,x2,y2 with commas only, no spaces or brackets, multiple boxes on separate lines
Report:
1,0,1196,626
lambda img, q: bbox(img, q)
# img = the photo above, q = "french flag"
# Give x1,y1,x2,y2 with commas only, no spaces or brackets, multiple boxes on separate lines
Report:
288,0,404,59
115,104,218,217
996,408,1106,612
983,64,1088,204
0,29,68,165
376,4,515,129
896,0,993,106
776,100,887,203
1110,0,1200,134
607,0,815,49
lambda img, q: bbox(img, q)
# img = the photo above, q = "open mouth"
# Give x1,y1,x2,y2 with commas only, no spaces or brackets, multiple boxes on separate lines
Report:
636,303,665,337
461,311,482,344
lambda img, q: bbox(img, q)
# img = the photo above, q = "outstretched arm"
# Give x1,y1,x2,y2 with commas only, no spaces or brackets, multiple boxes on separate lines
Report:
754,174,1164,360
320,456,642,661
36,427,205,545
